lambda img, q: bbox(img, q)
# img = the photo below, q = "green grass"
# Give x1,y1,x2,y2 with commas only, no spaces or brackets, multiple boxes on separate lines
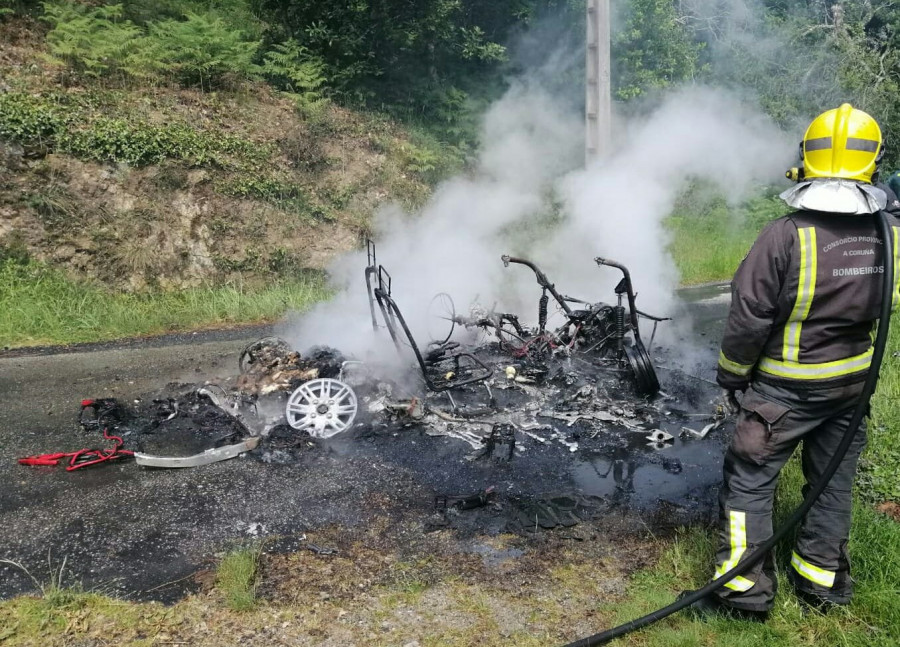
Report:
0,259,330,347
666,188,789,285
667,215,759,285
216,546,260,612
862,318,900,501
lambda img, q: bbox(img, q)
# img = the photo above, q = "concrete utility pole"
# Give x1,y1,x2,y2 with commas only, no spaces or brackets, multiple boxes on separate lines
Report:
586,0,611,163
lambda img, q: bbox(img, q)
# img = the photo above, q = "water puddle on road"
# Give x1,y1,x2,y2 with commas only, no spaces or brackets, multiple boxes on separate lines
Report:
570,434,724,513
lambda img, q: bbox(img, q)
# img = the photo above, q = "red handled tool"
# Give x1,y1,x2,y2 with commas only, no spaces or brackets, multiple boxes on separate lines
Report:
18,399,134,471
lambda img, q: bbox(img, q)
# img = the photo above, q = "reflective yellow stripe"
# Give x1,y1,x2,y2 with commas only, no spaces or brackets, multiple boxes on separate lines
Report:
721,574,755,592
892,226,899,310
718,351,753,376
758,347,873,380
713,510,755,593
791,551,835,588
783,227,817,362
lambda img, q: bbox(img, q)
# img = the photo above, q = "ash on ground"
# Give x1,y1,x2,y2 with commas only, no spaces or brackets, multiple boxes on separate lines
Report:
117,333,729,537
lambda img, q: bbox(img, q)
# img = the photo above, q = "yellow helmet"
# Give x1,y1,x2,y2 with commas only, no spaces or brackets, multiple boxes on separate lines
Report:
801,103,883,183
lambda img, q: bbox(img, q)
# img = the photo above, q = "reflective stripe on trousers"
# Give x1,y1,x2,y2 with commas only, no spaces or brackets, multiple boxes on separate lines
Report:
713,510,755,592
791,551,836,588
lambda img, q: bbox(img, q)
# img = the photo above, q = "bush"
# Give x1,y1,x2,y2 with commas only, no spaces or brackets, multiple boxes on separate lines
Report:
59,118,267,167
218,176,333,221
262,40,327,110
276,126,329,170
0,92,267,168
58,118,217,166
0,233,30,265
25,183,82,230
0,92,65,146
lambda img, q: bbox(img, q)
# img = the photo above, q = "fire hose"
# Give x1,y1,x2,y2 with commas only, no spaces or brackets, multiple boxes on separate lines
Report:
562,210,896,647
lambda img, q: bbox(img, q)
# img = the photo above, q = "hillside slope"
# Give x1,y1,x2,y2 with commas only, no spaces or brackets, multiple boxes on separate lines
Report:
0,17,457,291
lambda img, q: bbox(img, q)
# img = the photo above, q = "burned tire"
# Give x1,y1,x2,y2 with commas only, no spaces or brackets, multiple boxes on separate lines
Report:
624,343,659,396
239,337,292,374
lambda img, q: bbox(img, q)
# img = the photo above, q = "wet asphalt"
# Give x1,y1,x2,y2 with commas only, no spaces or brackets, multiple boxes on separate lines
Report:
0,284,731,602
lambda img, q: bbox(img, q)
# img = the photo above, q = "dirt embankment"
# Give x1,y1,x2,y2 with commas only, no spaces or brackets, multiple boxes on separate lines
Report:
0,17,445,291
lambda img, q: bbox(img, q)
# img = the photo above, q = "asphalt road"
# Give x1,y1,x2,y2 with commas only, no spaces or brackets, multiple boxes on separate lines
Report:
0,328,280,600
0,285,731,603
0,323,448,602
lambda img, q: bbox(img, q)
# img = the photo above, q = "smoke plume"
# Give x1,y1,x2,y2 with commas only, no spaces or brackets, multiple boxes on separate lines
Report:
284,15,798,369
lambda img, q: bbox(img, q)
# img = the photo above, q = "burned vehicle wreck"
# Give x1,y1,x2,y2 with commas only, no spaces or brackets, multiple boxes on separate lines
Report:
19,241,727,536
365,239,667,399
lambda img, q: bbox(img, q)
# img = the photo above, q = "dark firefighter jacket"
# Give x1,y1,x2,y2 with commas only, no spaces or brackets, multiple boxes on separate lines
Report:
717,209,900,391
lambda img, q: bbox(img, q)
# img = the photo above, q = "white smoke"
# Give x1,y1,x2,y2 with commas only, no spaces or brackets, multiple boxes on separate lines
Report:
284,82,794,366
283,82,583,362
281,0,807,371
546,87,795,311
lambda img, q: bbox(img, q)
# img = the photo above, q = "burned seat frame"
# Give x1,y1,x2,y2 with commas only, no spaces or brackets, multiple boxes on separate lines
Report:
499,255,667,395
365,240,493,392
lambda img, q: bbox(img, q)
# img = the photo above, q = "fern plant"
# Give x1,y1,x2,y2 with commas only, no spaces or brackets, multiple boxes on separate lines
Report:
262,40,327,112
139,13,262,89
41,2,142,77
40,2,262,90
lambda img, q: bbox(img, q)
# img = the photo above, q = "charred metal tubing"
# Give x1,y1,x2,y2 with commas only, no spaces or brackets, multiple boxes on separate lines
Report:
376,265,401,332
635,308,671,322
501,255,573,315
373,289,403,350
366,238,376,268
594,257,642,344
564,211,896,647
502,314,527,336
562,295,592,304
365,266,379,332
378,264,392,296
365,239,380,332
373,289,492,391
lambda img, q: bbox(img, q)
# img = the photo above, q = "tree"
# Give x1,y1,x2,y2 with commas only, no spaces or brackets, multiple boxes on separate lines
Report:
613,0,704,100
250,1,534,110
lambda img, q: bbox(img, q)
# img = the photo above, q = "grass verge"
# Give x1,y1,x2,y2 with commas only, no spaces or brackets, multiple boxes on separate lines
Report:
216,546,261,612
666,188,788,285
863,318,900,501
0,259,330,347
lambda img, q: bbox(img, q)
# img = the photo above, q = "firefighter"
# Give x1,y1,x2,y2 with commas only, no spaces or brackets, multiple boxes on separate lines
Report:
691,104,900,620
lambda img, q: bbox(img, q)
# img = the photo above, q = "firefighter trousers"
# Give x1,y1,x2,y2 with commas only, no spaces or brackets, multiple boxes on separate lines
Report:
711,380,867,612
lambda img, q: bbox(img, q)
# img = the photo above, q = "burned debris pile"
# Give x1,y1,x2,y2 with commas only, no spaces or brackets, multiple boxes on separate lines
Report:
236,338,345,395
18,241,727,531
